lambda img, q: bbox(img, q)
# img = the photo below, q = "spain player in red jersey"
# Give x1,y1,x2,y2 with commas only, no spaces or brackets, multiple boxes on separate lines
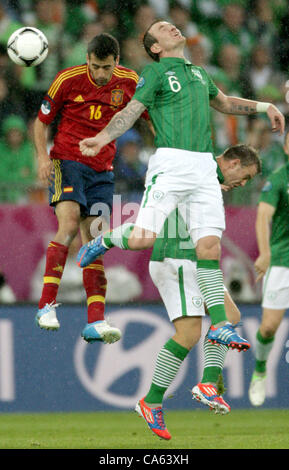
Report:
34,33,147,343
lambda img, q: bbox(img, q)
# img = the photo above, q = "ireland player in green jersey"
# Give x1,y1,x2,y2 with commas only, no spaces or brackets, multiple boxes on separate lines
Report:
77,21,284,348
249,131,289,407
136,144,261,439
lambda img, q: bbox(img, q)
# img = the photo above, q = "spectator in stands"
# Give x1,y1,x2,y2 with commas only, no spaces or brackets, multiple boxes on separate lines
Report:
0,76,24,133
275,6,289,73
246,44,286,102
98,7,121,42
63,21,104,69
210,2,254,65
169,2,198,38
115,129,147,202
247,0,279,52
63,0,96,41
120,36,150,74
19,0,70,117
247,118,287,179
215,42,256,102
190,0,223,33
0,115,36,203
215,43,247,96
0,3,22,46
210,44,251,156
131,4,157,40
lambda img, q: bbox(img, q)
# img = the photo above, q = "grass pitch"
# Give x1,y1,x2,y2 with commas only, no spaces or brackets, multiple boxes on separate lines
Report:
0,409,288,449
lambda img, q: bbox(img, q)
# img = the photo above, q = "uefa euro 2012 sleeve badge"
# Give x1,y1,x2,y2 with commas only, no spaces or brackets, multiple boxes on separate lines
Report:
41,100,51,115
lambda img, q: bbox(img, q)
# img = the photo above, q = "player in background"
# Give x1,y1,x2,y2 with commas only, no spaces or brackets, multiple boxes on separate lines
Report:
34,33,149,344
136,144,261,440
77,20,284,351
249,130,289,406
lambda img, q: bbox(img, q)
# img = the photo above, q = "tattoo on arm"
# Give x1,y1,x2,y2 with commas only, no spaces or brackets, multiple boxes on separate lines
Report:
229,102,256,114
105,100,146,141
227,98,256,115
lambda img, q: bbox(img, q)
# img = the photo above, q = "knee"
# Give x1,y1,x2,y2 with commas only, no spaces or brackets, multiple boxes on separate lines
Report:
57,215,80,241
196,236,221,260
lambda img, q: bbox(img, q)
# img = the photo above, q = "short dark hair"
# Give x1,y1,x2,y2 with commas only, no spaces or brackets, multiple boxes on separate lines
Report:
87,33,120,60
223,144,262,174
143,20,163,62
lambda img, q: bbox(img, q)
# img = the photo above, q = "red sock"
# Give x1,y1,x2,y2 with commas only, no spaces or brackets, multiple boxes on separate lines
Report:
83,259,107,323
38,241,69,309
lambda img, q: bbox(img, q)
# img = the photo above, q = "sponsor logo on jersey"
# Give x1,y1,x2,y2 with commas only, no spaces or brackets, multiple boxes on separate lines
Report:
165,71,175,76
192,296,203,308
136,77,145,89
111,89,124,106
74,95,84,102
41,100,51,115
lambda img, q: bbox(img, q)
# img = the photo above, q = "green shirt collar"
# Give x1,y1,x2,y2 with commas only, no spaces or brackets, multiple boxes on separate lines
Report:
160,57,192,66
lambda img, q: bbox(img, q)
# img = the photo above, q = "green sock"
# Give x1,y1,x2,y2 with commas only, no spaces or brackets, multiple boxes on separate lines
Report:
145,339,189,405
103,223,134,249
255,329,274,374
196,259,227,325
201,332,228,385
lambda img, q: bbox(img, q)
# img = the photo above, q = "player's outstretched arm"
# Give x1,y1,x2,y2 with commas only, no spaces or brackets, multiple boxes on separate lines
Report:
210,89,285,135
254,202,275,282
79,99,146,157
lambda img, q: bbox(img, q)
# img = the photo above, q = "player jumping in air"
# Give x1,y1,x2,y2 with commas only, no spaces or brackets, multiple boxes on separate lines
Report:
137,144,261,440
34,33,149,344
77,21,284,348
249,130,289,406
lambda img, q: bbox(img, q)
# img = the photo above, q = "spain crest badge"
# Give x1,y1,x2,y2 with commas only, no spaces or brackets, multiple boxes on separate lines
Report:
111,89,124,106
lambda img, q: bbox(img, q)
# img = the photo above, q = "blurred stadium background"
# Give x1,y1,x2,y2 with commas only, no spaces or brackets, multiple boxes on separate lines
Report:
0,0,289,428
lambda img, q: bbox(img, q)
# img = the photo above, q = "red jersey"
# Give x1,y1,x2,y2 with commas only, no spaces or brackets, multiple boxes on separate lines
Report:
38,64,146,172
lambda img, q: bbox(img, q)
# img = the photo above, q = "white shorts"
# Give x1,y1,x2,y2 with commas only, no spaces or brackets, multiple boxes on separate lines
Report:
262,266,289,309
135,148,225,244
149,258,206,322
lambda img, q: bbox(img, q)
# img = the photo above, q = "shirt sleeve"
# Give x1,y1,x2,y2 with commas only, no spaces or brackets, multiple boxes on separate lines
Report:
125,74,150,121
258,173,281,208
200,67,219,100
37,71,65,125
132,64,160,109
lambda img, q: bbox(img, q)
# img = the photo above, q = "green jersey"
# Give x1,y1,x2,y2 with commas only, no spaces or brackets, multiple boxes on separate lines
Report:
133,58,219,153
259,163,289,267
151,208,197,262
